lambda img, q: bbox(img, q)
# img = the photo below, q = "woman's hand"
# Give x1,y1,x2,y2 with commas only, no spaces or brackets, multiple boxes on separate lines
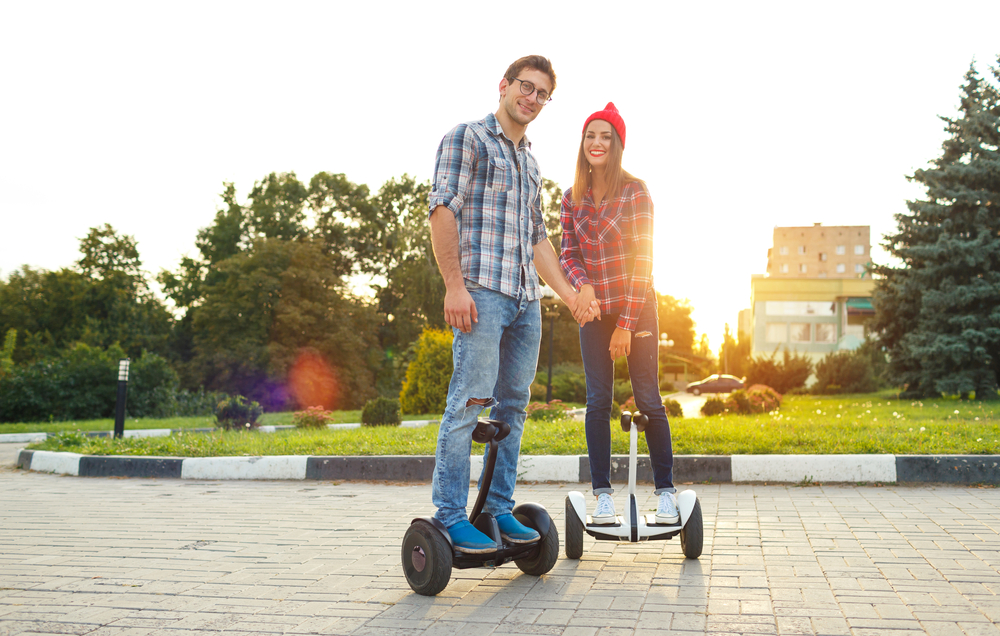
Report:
574,284,601,324
609,327,631,359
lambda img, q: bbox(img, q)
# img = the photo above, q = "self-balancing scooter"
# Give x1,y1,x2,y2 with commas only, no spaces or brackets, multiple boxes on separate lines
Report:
564,412,703,559
402,418,560,596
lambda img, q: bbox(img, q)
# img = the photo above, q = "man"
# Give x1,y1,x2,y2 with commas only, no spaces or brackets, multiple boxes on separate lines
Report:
428,54,597,553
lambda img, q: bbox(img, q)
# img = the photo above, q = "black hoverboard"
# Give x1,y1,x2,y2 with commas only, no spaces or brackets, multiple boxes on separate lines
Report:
401,418,559,596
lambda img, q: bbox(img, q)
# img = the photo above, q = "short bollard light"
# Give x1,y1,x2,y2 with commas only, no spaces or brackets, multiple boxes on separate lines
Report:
114,358,130,439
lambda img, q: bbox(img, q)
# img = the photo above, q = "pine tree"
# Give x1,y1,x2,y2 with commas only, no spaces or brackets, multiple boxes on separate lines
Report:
872,59,1000,399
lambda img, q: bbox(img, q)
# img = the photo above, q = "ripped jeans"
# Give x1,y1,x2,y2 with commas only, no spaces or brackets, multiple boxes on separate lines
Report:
431,281,541,528
580,292,675,495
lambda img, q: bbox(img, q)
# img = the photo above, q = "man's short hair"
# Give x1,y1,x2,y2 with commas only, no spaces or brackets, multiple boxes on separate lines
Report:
503,55,557,96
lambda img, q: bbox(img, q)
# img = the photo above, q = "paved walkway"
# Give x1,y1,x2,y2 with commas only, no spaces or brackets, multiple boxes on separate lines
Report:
2,470,999,635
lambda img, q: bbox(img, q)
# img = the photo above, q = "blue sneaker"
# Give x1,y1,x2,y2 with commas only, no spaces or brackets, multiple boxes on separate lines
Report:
446,520,495,554
496,513,540,544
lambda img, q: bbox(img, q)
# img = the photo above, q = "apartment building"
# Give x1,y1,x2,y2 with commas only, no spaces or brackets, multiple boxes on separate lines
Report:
747,224,875,370
767,224,870,279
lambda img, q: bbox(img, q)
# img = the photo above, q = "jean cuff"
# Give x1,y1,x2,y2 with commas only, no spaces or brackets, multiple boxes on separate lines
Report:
593,488,615,495
653,487,677,495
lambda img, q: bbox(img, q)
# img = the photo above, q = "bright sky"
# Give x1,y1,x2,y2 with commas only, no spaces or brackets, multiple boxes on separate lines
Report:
2,1,998,351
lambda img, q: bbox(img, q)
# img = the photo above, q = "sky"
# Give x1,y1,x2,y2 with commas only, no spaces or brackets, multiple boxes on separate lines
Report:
2,0,998,351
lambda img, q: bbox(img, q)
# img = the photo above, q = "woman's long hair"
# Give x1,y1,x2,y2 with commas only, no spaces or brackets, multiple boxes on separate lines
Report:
570,126,643,205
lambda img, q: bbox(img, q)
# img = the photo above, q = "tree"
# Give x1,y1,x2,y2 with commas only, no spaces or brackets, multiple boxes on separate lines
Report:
871,60,1000,399
718,324,751,378
656,294,696,353
540,177,564,238
0,225,172,363
187,238,380,410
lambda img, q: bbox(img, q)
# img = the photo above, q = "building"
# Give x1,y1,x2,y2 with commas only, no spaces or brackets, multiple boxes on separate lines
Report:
767,224,870,279
749,224,875,369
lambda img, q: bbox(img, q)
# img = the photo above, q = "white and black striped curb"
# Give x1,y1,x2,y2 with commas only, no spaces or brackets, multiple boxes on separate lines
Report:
0,420,436,444
14,450,999,484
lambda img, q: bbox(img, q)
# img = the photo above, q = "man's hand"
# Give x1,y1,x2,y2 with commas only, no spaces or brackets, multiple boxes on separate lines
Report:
609,327,632,359
444,286,478,333
574,284,601,324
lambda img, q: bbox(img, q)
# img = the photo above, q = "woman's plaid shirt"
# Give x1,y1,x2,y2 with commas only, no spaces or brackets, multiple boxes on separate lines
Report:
428,113,548,301
559,181,655,332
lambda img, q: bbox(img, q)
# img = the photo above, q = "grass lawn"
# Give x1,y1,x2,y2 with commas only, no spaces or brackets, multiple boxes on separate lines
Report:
0,410,437,434
23,390,1000,457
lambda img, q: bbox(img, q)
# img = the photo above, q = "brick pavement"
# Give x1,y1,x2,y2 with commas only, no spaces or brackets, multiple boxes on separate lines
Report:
1,469,998,635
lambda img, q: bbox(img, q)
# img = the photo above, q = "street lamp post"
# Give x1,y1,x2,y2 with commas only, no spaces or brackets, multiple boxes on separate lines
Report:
545,305,559,403
113,358,130,439
658,333,674,390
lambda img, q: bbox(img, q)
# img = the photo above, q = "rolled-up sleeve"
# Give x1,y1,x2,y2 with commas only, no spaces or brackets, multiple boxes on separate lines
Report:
617,185,654,332
559,191,591,291
428,124,477,217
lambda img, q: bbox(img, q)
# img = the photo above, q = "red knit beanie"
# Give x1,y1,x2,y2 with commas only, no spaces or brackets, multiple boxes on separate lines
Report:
583,102,626,148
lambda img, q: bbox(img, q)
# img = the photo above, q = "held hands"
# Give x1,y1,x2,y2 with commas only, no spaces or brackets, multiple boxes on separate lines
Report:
571,284,601,326
444,286,478,333
609,327,631,360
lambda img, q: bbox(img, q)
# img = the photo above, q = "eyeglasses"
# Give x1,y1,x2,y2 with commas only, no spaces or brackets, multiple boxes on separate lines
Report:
509,77,552,105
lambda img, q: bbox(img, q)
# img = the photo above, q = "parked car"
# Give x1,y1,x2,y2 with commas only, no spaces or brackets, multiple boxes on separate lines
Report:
685,374,744,395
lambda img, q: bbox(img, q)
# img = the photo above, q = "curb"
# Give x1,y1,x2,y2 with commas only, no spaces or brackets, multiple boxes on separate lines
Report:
15,450,1000,484
0,420,436,444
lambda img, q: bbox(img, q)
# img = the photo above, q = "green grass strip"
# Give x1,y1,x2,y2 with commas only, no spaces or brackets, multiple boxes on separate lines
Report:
22,392,999,457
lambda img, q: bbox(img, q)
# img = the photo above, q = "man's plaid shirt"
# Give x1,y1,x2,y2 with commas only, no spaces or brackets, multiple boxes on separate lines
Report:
428,113,547,301
559,181,655,332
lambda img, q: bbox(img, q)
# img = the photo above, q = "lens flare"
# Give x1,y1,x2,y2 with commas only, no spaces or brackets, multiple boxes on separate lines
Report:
287,350,339,410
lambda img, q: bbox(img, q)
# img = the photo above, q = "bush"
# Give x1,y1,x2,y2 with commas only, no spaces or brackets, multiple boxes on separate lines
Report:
551,372,588,403
663,398,683,418
610,400,622,420
399,328,453,414
293,406,333,428
701,396,726,416
174,389,230,417
215,395,263,430
621,396,636,413
362,397,402,426
526,400,570,422
613,379,633,404
723,385,783,415
811,350,879,394
659,378,675,393
745,348,813,394
0,344,184,422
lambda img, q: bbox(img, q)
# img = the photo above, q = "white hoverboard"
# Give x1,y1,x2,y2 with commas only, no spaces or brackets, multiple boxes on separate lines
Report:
564,411,703,559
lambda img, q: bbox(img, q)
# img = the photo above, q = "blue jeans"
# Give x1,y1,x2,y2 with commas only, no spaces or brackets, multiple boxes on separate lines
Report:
431,281,541,528
580,293,675,495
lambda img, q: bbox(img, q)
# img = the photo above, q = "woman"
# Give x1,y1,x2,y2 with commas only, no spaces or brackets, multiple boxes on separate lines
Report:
559,102,678,525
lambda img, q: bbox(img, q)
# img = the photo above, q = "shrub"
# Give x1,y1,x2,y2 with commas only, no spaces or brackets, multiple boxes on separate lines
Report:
621,396,636,413
399,328,453,414
701,396,726,416
745,348,813,394
811,350,878,394
551,372,587,403
723,385,783,415
174,389,230,417
526,400,570,422
529,382,547,402
663,398,683,418
293,406,333,428
659,378,675,393
362,397,402,426
0,344,184,422
610,400,622,420
215,395,263,430
746,384,782,412
613,379,633,404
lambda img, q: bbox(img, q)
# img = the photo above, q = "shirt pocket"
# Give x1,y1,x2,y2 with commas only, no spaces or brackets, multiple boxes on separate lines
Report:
597,209,623,244
487,155,513,192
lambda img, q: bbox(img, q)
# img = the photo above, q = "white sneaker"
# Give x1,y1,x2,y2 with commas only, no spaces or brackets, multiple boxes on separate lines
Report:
656,491,679,525
591,493,616,525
